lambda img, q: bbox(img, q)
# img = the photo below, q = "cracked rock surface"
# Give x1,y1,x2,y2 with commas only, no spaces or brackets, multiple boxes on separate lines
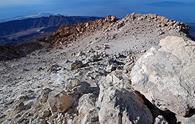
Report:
131,36,195,116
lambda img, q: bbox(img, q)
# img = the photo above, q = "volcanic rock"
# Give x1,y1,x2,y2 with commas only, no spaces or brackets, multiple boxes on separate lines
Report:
131,36,195,116
73,94,99,124
70,60,84,70
48,91,74,113
97,71,153,124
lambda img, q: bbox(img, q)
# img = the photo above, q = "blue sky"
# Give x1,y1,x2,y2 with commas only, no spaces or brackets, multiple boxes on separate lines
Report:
0,0,195,22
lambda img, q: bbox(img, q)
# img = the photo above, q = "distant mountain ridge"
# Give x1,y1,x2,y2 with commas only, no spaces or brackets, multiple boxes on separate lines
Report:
188,23,195,39
0,15,101,45
0,13,53,23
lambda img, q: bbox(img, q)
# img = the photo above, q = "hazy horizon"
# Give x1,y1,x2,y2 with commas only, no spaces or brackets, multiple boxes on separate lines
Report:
0,0,195,23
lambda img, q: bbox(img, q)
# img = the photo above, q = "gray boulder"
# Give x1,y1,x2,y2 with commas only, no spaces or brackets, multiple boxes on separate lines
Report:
73,94,99,124
177,115,195,124
97,72,153,124
130,36,195,116
154,115,168,124
48,91,74,114
71,60,84,70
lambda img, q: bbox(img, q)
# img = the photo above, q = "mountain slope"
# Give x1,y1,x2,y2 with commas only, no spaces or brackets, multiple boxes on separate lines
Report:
0,14,194,124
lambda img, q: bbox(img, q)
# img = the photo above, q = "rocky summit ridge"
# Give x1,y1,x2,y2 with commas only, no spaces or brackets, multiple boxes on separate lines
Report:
0,13,194,124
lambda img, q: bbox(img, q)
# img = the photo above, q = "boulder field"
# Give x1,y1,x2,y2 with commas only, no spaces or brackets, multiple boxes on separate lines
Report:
0,14,194,124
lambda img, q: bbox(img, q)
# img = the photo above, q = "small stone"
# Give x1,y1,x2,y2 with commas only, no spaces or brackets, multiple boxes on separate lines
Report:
76,51,85,57
158,31,165,35
38,67,44,71
48,91,74,114
154,115,168,124
85,22,89,27
65,78,90,95
105,16,117,23
106,64,117,73
110,16,117,22
104,44,110,50
177,115,195,124
39,119,48,124
73,94,99,124
41,110,52,118
71,60,84,70
117,21,125,29
49,64,62,73
39,88,52,104
13,102,26,113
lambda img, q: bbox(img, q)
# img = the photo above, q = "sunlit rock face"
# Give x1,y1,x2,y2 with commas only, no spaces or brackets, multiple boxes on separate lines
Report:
131,36,195,116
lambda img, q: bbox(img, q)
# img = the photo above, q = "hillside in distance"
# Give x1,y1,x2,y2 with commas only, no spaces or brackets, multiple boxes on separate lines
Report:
0,15,101,45
188,23,195,39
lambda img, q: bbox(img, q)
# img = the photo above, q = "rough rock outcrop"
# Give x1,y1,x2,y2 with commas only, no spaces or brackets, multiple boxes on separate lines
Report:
177,115,195,124
97,71,153,124
45,16,117,47
73,94,99,124
154,115,168,124
130,36,195,116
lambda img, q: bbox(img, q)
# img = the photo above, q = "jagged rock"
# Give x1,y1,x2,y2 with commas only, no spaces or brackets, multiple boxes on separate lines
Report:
88,53,102,62
39,88,52,104
65,78,91,95
97,87,153,124
177,115,195,124
39,119,48,124
40,109,52,119
48,113,68,124
105,16,117,23
46,16,118,47
73,94,99,124
130,36,195,116
101,71,131,90
123,55,136,73
108,58,124,65
49,64,62,73
48,91,74,114
154,115,168,124
97,71,153,124
103,44,110,50
71,60,84,70
14,102,26,113
158,31,165,36
117,21,125,29
76,51,85,57
106,64,117,72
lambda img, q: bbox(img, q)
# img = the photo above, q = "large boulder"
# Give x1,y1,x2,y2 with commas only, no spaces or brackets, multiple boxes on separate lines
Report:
73,93,99,124
177,115,195,124
97,72,153,124
130,36,195,116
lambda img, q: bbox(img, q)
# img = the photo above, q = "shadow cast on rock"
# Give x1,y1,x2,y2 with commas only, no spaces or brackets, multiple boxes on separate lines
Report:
113,89,153,124
135,91,177,124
